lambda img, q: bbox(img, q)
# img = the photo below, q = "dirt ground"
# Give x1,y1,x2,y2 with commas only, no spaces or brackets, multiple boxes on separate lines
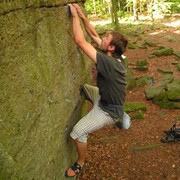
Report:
78,15,180,180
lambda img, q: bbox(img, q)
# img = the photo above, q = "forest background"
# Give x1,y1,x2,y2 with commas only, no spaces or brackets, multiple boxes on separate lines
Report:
84,0,180,29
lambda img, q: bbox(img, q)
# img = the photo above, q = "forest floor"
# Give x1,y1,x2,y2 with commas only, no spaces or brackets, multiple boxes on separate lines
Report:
77,15,180,180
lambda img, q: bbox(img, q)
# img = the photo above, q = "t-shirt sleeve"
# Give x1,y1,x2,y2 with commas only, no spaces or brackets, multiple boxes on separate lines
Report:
96,52,114,78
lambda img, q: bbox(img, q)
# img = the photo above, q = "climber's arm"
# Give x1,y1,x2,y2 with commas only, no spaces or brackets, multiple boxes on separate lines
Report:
73,4,102,47
68,4,97,63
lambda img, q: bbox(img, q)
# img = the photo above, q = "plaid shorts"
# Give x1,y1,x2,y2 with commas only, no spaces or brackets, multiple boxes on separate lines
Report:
70,84,115,143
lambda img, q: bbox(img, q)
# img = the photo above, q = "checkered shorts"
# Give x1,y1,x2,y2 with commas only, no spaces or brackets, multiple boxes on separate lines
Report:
70,84,115,143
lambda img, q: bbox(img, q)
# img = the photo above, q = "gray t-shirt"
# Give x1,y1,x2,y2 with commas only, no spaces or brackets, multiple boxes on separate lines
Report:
96,52,127,118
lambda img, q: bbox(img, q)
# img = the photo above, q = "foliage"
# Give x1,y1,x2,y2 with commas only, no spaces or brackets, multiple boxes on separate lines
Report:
84,0,180,21
85,0,109,16
165,0,180,13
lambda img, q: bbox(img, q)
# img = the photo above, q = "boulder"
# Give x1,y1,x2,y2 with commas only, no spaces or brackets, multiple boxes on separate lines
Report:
167,80,180,101
145,75,180,109
152,92,180,109
0,1,92,179
145,74,174,100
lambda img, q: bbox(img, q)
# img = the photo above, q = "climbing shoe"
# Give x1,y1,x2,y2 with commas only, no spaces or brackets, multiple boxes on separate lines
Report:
161,124,180,143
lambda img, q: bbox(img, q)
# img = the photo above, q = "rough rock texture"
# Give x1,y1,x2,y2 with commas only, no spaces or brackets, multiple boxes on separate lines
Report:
145,74,174,100
0,1,92,179
145,74,180,109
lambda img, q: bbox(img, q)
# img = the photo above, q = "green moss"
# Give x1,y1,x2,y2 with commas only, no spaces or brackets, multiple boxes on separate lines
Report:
157,68,173,74
167,80,180,101
142,40,157,47
168,79,180,88
145,86,163,100
134,59,148,71
174,51,180,58
128,43,136,49
124,102,147,113
133,144,161,152
175,116,180,121
148,55,155,58
127,76,152,90
136,76,149,87
130,111,144,120
146,78,180,109
0,5,92,179
167,90,180,101
177,63,180,71
130,31,142,37
126,68,136,90
167,36,177,42
138,45,147,49
153,47,174,56
172,62,178,65
135,66,148,71
0,172,9,180
158,74,174,87
152,92,180,109
136,59,148,66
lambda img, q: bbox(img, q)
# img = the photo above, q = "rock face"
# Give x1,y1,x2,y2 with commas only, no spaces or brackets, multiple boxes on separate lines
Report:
0,1,92,179
145,74,180,109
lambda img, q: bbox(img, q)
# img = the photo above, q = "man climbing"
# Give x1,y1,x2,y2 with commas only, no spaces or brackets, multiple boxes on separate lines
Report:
65,3,129,177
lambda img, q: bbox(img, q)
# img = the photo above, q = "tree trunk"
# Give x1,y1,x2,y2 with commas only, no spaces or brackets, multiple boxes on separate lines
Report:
93,0,97,17
133,0,138,20
111,0,119,29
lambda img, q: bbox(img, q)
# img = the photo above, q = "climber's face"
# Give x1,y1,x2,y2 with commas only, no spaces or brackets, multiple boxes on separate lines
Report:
99,34,115,54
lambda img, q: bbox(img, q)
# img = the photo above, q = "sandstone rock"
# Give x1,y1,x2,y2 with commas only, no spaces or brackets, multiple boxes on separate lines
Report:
0,1,92,179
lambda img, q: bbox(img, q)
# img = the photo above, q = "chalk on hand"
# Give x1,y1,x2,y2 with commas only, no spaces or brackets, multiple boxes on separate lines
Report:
64,5,70,17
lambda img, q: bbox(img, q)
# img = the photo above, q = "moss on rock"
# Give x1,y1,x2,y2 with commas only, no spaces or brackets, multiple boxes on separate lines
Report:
152,92,180,109
142,40,157,47
157,74,174,87
146,77,180,109
127,76,152,90
136,76,149,87
124,102,147,113
174,51,180,58
130,111,144,120
157,68,173,74
124,102,146,120
135,66,148,71
153,47,174,56
136,59,148,66
0,1,92,179
177,63,180,71
145,86,164,100
128,43,136,49
167,80,180,101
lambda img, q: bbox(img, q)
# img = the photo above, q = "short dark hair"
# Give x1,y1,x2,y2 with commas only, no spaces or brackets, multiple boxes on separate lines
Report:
110,31,128,58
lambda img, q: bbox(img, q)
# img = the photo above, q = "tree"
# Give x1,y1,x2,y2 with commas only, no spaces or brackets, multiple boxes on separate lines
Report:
85,0,180,22
133,0,138,20
111,0,119,29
